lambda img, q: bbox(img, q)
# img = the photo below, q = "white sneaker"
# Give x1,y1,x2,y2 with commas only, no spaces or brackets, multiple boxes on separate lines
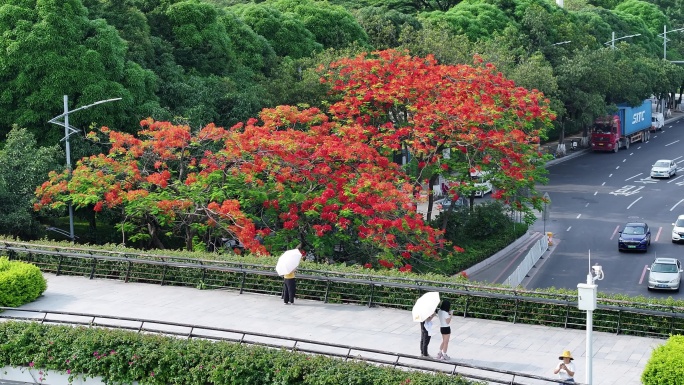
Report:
436,352,443,360
442,353,450,360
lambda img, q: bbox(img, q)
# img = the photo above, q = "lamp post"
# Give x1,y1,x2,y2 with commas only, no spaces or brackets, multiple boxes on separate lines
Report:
658,25,684,60
604,32,641,49
48,95,122,241
577,251,604,385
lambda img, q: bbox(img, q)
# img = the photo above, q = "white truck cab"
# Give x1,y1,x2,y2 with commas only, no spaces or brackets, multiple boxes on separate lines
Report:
651,112,664,132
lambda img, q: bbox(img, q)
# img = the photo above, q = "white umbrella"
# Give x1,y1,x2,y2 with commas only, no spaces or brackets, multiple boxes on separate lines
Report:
275,249,302,276
412,292,440,322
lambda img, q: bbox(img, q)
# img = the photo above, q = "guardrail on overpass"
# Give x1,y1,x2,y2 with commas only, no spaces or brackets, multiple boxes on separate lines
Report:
0,307,578,385
503,234,549,287
2,241,684,339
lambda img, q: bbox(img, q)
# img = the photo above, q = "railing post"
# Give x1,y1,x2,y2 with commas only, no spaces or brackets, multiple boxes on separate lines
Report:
670,306,675,335
368,283,375,308
125,261,131,283
616,308,622,335
239,271,246,294
324,279,330,303
56,256,63,276
161,265,167,286
513,296,519,324
89,258,97,279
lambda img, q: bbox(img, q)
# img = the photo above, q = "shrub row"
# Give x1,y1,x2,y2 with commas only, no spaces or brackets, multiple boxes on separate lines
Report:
0,257,46,307
0,321,474,385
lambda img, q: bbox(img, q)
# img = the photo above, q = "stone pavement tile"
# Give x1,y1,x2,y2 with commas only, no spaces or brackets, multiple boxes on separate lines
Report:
16,274,665,385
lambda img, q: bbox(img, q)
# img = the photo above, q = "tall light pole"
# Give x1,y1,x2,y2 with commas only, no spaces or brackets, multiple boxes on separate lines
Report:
577,250,604,385
48,95,122,241
604,32,641,49
658,25,684,60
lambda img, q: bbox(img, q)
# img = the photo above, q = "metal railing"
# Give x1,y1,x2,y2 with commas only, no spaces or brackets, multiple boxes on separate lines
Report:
3,241,684,339
0,307,578,385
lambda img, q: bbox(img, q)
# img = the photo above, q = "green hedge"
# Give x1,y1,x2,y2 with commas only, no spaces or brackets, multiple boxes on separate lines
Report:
642,335,684,384
0,257,46,307
0,321,475,385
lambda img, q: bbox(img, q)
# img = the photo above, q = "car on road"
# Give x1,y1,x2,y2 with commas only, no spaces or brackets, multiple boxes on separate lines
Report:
672,215,684,243
650,159,677,179
647,257,683,291
435,196,469,211
471,170,493,197
618,222,651,252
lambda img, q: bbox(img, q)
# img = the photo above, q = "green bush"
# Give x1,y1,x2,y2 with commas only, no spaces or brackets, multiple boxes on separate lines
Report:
0,257,46,307
0,321,477,385
642,334,684,384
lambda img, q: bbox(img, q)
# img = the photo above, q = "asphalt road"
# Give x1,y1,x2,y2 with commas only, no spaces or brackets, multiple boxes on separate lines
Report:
527,116,684,297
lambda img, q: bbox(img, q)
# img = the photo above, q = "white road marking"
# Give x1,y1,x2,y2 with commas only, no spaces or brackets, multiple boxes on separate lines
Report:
670,199,684,212
655,227,663,242
616,166,620,169
667,175,684,183
627,196,642,209
577,214,582,219
625,173,642,181
610,225,620,240
623,159,627,163
585,203,589,207
601,182,606,186
566,226,572,231
609,173,613,177
631,151,636,154
665,140,680,147
594,192,597,195
609,186,643,196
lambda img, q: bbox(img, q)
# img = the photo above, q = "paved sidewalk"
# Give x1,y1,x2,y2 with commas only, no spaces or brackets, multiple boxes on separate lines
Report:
9,274,664,385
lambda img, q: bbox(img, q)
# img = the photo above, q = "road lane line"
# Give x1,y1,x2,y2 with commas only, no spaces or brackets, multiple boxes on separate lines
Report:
625,173,642,181
601,182,606,186
670,199,684,212
673,156,684,161
616,166,620,169
639,265,648,285
610,225,620,240
566,226,572,231
627,197,642,209
655,227,662,242
623,159,626,163
576,214,581,219
667,175,684,183
585,203,589,207
594,191,597,195
665,140,680,147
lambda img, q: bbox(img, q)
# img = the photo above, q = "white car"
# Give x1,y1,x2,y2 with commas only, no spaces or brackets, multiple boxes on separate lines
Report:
647,258,683,291
650,159,677,179
471,171,493,197
673,215,684,243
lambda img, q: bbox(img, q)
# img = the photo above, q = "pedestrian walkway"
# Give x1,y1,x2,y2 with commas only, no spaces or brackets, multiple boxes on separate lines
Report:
8,274,663,385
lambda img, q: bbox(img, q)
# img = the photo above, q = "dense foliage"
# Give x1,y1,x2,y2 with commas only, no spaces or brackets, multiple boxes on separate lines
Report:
0,321,475,385
0,257,47,307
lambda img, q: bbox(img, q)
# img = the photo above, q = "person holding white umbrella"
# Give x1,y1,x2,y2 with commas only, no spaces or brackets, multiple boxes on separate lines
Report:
412,292,440,357
277,244,305,305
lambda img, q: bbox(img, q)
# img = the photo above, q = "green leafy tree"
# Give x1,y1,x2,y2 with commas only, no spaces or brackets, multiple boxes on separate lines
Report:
0,0,161,144
615,0,667,35
230,3,323,58
354,6,422,49
0,127,61,238
269,0,370,49
418,2,512,41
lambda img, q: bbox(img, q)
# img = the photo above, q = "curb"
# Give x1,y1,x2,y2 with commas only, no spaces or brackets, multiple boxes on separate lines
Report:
464,231,540,277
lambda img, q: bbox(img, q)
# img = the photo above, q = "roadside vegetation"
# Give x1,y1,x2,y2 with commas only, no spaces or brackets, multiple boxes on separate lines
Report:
0,0,682,274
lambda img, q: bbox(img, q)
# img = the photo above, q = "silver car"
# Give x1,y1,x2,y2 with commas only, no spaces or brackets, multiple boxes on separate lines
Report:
650,159,677,178
647,258,683,291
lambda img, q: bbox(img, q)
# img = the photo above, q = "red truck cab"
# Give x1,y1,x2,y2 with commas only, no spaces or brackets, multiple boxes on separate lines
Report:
591,115,620,152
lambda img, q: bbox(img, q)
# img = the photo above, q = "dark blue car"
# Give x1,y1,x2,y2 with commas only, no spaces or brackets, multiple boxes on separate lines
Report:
618,222,651,252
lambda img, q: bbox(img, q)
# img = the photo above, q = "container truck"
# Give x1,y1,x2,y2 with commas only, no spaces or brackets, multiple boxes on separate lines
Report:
590,100,652,153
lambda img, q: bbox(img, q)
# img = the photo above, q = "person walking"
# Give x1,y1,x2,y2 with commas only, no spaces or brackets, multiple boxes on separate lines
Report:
436,299,452,360
553,350,576,383
419,312,436,357
282,244,304,305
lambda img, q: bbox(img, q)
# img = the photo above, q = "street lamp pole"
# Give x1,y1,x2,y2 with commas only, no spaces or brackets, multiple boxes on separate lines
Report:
604,32,641,49
577,250,604,385
48,95,122,242
658,25,684,60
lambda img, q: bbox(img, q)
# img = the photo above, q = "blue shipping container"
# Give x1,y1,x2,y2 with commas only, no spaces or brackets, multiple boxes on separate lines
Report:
617,99,652,136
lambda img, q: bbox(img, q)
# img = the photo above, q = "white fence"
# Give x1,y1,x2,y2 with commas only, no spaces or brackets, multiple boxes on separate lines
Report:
503,234,549,287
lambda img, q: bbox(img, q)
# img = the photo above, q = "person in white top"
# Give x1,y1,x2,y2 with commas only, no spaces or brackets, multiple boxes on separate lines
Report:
436,299,452,360
553,350,576,383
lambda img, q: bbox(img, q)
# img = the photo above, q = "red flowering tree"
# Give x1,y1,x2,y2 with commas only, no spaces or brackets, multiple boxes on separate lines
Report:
35,107,444,262
320,49,555,223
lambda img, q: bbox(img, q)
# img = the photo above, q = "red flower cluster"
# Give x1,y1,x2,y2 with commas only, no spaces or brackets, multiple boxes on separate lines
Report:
378,259,394,268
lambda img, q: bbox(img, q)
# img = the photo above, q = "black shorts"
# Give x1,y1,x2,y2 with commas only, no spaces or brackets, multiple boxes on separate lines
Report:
440,326,451,335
